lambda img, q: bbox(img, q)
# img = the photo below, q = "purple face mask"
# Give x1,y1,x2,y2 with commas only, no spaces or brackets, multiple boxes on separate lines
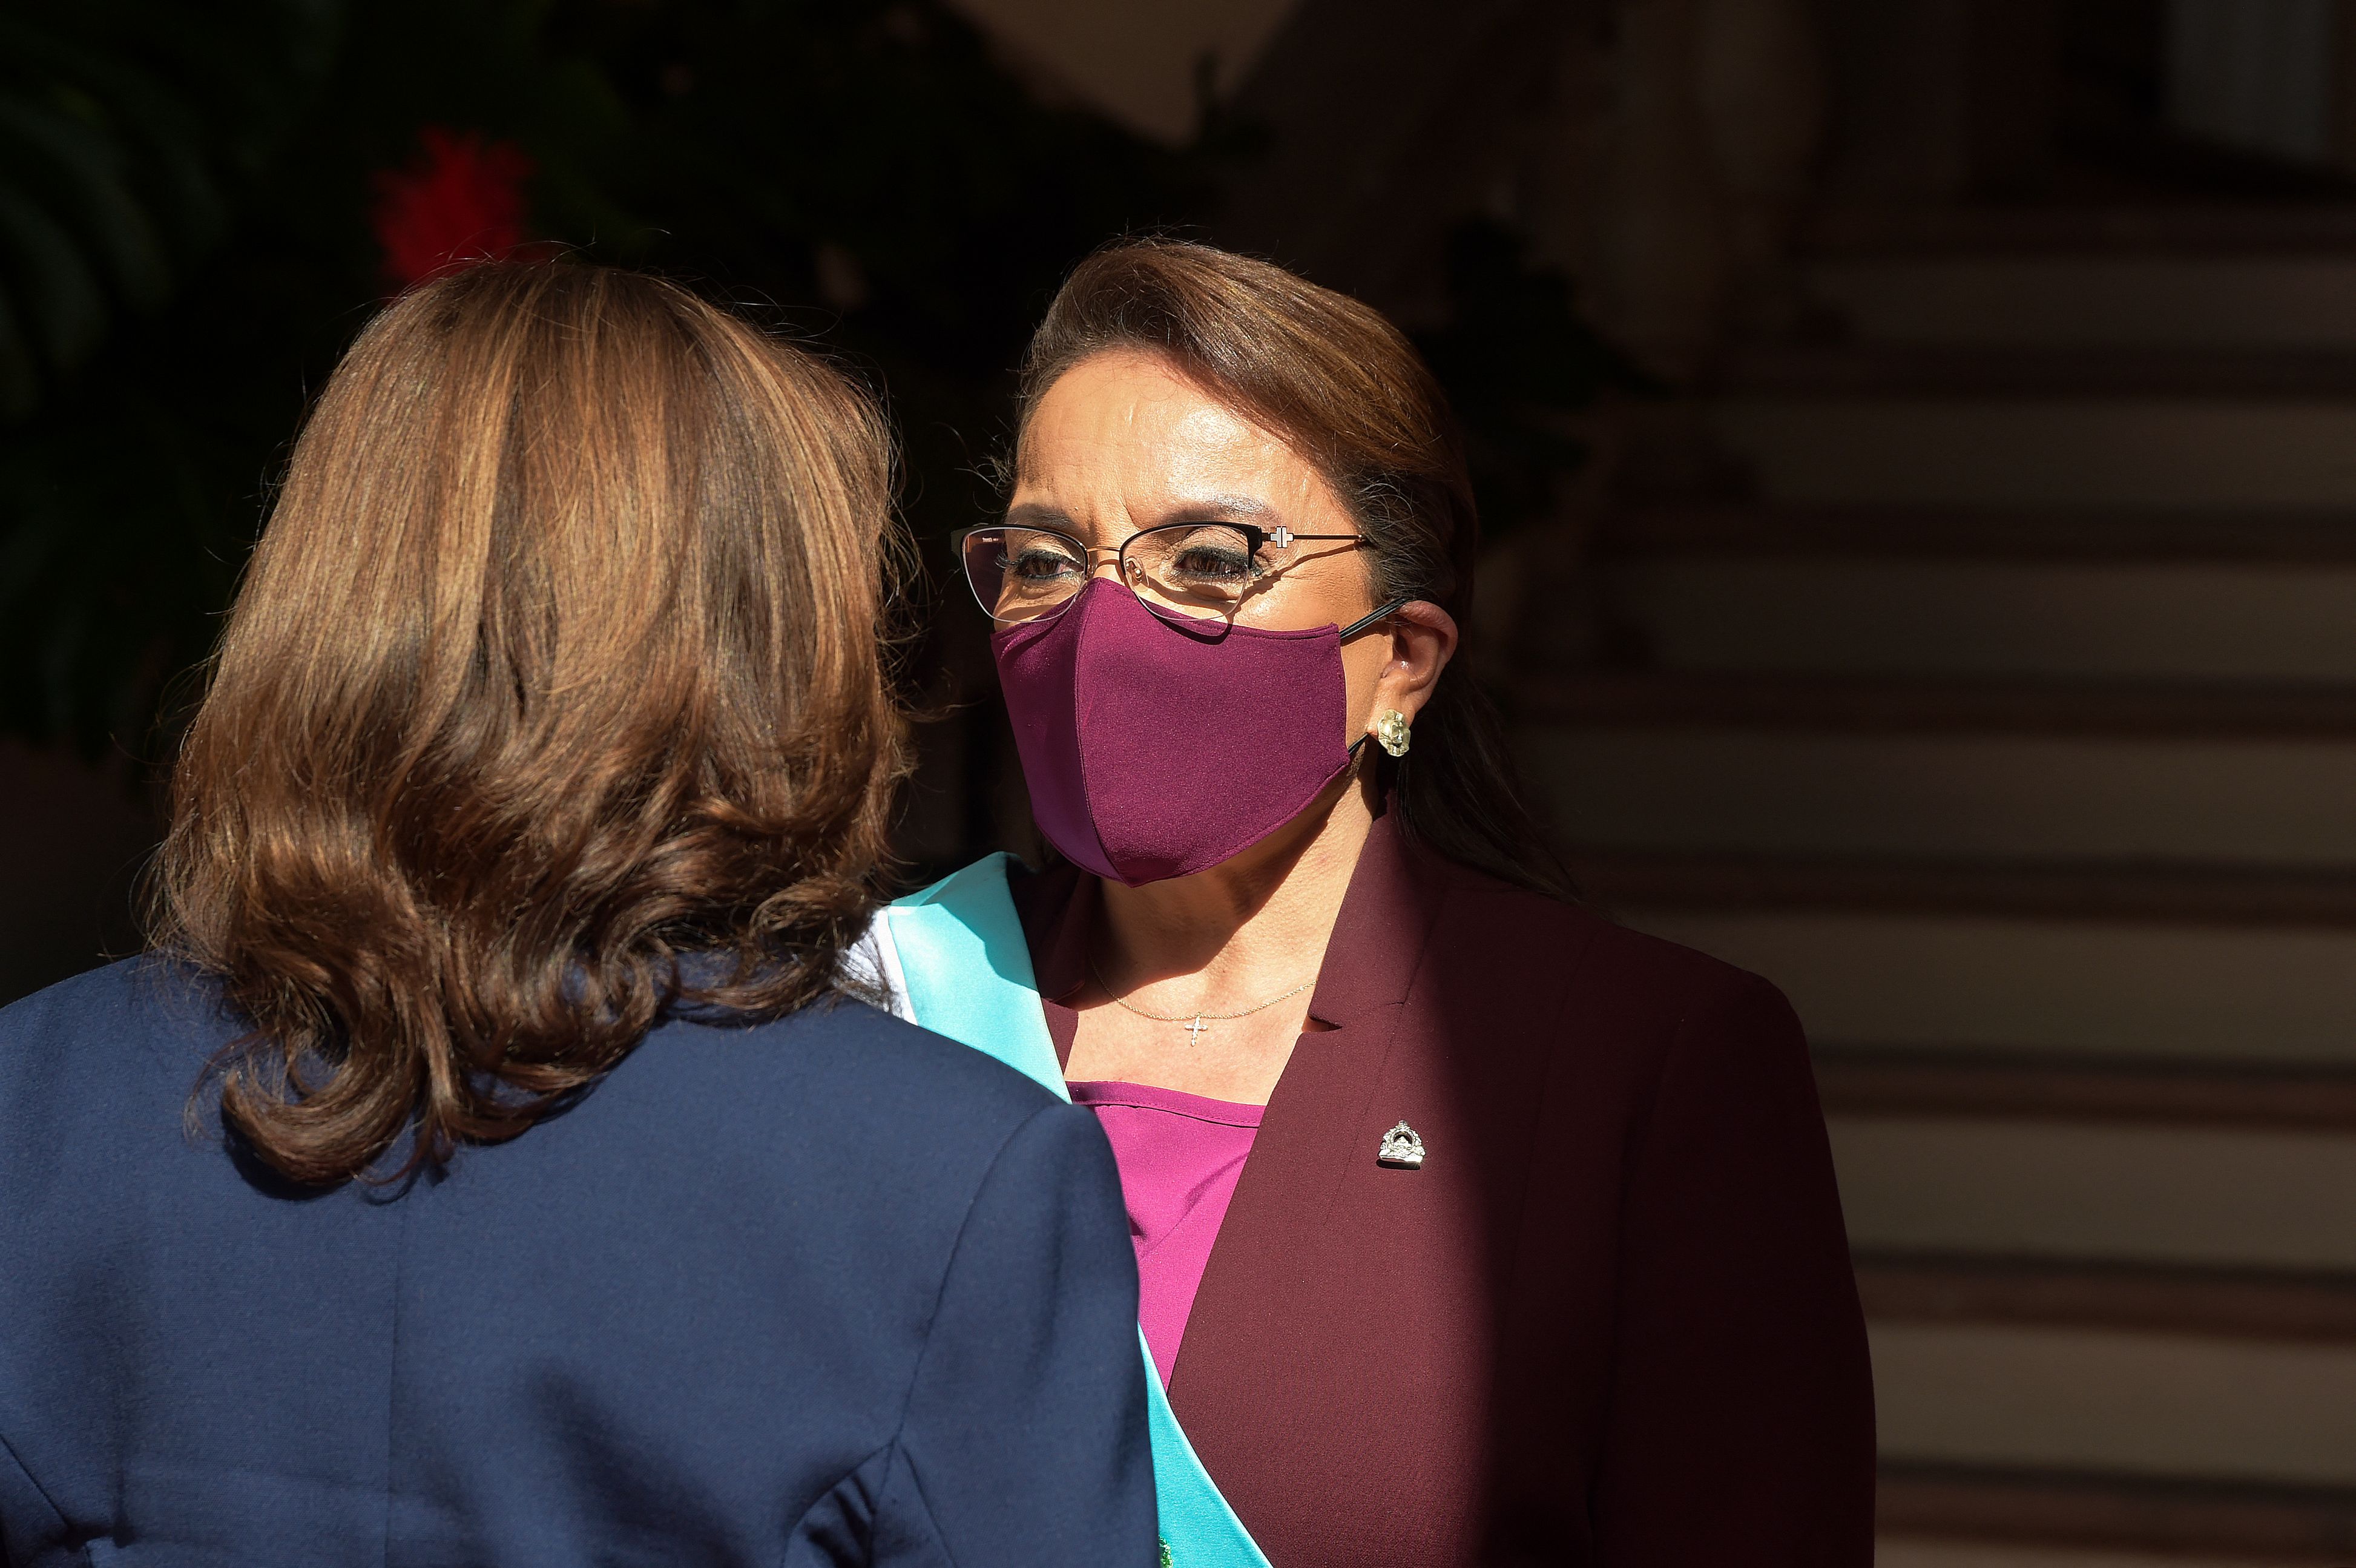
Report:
993,578,1395,886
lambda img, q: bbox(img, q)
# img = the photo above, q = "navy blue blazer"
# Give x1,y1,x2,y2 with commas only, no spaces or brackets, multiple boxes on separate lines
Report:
0,958,1156,1568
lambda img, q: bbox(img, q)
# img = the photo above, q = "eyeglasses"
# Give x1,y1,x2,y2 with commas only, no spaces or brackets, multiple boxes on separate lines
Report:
955,519,1375,625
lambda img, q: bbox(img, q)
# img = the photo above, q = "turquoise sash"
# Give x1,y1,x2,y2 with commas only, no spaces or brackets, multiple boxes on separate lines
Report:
881,854,1272,1568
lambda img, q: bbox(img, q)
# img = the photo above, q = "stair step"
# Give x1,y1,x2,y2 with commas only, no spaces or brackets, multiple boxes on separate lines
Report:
1820,1050,2356,1132
1519,674,2356,737
1594,555,2356,683
1878,1463,2356,1563
1831,1114,2356,1273
1806,254,2356,352
1601,504,2356,564
1725,344,2356,398
1870,1320,2356,1487
1619,199,2356,1553
1710,398,2356,508
1878,1541,2328,1568
1575,851,2356,924
1629,908,2356,1068
1806,203,2356,255
1857,1254,2356,1342
1527,729,2356,865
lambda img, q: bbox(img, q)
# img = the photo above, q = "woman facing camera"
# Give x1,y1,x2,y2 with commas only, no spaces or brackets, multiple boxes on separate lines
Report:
867,241,1875,1566
0,263,1155,1568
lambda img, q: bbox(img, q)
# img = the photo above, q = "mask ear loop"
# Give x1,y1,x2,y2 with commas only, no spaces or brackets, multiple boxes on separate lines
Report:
1340,599,1412,760
1340,599,1410,640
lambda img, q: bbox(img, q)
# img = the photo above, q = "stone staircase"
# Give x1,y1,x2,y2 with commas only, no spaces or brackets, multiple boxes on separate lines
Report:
1531,210,2356,1565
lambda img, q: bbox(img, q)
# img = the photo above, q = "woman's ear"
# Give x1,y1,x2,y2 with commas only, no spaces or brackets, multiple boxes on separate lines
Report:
1369,601,1459,730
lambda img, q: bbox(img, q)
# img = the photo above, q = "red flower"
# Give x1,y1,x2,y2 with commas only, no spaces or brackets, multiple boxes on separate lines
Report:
370,127,537,286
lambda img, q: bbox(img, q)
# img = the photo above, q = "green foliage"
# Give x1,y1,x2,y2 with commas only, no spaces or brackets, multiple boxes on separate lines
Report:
0,1,350,745
0,1,1621,761
0,1,341,414
0,0,1193,754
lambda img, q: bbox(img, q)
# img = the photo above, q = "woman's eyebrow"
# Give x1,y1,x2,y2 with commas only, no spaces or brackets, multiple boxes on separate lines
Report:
1158,495,1282,526
1004,501,1081,532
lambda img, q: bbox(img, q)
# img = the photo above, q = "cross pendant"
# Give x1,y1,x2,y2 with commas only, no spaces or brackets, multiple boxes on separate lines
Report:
1183,1015,1210,1047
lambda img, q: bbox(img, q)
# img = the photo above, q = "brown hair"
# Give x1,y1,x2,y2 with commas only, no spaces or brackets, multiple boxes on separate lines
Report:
1017,238,1571,898
155,260,910,1186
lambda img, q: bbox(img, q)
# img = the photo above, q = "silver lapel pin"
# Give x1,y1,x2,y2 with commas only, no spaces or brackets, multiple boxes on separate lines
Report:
1377,1121,1425,1168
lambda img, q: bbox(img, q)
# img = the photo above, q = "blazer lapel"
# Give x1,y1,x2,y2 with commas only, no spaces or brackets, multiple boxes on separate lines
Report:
1166,813,1450,1454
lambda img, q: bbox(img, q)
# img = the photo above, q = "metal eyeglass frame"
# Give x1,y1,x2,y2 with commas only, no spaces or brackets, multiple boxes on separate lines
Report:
954,519,1395,630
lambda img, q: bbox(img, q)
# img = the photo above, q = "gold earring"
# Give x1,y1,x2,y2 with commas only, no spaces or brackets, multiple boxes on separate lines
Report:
1374,708,1411,758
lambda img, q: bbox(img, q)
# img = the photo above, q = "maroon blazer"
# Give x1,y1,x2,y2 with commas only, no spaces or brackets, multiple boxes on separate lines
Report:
1010,813,1875,1567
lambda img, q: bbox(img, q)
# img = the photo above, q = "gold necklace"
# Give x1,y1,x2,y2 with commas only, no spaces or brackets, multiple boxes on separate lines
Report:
1085,952,1315,1047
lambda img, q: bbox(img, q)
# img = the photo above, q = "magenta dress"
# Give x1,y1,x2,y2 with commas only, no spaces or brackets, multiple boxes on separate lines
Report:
1065,1080,1263,1386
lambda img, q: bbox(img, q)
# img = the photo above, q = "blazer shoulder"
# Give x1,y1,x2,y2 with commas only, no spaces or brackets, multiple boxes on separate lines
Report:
1430,860,1796,1031
0,952,216,1032
0,955,225,1099
1420,869,1817,1161
646,992,1073,1179
0,960,1069,1200
765,995,1066,1118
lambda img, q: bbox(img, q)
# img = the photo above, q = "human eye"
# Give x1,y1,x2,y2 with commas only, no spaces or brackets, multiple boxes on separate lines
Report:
1161,525,1257,585
1003,535,1085,582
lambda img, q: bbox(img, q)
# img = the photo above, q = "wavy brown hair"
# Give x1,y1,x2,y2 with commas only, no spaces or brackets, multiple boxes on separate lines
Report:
1018,239,1572,899
154,260,910,1186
